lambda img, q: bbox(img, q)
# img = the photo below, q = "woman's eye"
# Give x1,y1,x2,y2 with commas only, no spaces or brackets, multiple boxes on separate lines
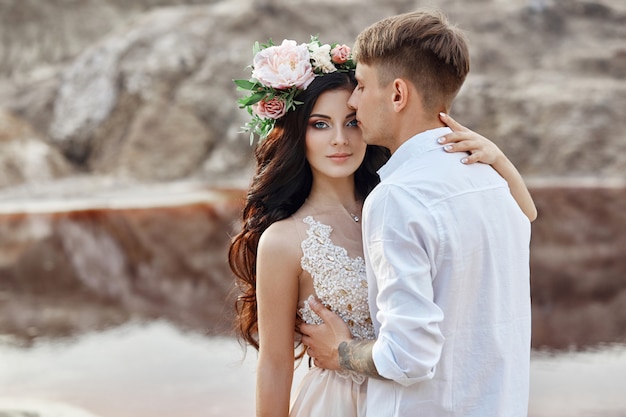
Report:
313,121,329,129
347,119,358,127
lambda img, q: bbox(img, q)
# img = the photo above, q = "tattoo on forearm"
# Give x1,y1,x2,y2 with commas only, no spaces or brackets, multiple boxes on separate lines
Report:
338,340,386,379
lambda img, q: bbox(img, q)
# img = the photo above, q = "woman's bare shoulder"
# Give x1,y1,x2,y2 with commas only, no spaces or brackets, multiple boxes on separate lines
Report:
258,216,304,259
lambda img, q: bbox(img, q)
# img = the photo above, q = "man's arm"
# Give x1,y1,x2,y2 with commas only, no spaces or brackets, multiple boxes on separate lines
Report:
338,339,383,379
299,297,386,379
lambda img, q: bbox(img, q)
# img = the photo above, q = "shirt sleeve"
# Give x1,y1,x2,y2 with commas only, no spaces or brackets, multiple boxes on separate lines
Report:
365,184,445,387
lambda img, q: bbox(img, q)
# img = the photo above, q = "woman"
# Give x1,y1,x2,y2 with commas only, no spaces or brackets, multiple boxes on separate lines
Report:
229,38,536,417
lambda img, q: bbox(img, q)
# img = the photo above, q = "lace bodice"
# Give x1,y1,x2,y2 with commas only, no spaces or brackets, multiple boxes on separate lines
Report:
298,216,375,384
299,216,375,341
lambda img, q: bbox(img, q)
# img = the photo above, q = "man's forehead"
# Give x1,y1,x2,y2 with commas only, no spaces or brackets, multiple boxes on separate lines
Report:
355,63,375,79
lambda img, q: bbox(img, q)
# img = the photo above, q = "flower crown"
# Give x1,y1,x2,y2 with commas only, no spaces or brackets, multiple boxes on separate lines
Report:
234,36,355,144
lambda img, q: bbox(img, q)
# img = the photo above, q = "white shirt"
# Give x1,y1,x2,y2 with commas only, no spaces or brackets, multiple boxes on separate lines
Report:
363,127,531,417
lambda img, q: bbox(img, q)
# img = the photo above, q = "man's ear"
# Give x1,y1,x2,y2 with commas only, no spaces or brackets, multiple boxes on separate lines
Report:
391,78,409,113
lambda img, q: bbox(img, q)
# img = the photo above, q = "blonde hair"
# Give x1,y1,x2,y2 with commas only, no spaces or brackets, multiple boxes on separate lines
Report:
353,9,470,111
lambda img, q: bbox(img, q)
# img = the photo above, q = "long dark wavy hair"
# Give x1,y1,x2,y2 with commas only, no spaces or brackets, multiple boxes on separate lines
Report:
228,71,390,356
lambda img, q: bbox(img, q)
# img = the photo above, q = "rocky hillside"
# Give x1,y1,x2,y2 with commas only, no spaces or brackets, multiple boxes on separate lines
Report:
0,0,624,350
0,0,624,191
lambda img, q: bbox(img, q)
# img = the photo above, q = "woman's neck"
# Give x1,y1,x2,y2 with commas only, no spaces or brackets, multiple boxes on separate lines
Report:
307,177,360,208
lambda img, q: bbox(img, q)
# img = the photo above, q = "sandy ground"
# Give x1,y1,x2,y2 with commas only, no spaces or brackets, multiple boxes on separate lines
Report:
1,321,625,417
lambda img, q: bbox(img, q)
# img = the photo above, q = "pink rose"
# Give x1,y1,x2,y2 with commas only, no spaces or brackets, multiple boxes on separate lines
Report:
252,39,316,90
331,44,351,64
252,97,287,120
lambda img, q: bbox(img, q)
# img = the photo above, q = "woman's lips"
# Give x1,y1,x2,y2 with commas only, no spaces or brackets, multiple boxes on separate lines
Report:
328,153,351,162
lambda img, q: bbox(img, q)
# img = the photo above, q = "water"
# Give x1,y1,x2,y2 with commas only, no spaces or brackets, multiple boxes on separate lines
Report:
0,321,305,417
0,183,624,416
529,346,626,417
1,320,625,417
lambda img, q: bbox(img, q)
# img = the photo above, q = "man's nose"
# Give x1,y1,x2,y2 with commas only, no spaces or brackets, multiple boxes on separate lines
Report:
347,90,358,111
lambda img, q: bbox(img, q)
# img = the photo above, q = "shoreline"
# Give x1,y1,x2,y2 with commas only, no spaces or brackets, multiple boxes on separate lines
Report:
0,175,623,215
0,177,246,215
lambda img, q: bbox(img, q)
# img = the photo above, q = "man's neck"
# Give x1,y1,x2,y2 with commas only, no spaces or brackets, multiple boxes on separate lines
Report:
389,118,447,155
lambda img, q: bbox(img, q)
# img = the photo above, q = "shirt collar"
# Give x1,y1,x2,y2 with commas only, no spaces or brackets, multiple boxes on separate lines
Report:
378,127,453,180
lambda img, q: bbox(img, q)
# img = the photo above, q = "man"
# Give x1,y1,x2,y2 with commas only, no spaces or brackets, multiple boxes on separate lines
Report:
300,9,533,417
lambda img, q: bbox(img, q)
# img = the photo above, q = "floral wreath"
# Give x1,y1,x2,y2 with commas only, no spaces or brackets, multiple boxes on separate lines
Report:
234,36,355,144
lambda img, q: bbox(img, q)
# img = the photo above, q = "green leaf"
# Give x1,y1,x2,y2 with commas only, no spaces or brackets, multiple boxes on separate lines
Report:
238,91,266,107
233,79,258,90
309,34,320,45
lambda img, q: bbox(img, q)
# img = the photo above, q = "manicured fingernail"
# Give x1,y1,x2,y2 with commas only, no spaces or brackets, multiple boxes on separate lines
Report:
444,145,453,151
461,157,468,164
307,295,318,304
437,137,445,143
439,112,447,117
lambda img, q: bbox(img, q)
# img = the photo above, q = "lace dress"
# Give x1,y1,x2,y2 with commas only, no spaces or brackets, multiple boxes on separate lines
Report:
290,216,375,417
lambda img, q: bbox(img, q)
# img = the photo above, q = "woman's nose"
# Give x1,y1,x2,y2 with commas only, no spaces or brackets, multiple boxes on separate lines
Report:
331,129,349,145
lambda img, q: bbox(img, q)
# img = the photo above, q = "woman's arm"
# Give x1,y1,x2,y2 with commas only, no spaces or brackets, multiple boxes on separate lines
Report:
439,112,537,222
255,223,302,417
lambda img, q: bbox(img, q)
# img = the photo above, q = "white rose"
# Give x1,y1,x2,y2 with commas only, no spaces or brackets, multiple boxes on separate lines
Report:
309,43,336,74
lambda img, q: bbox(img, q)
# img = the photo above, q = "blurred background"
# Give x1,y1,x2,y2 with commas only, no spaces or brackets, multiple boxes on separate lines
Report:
0,0,624,416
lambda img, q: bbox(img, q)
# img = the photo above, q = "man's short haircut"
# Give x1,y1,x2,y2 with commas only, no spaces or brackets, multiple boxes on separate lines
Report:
353,9,470,111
